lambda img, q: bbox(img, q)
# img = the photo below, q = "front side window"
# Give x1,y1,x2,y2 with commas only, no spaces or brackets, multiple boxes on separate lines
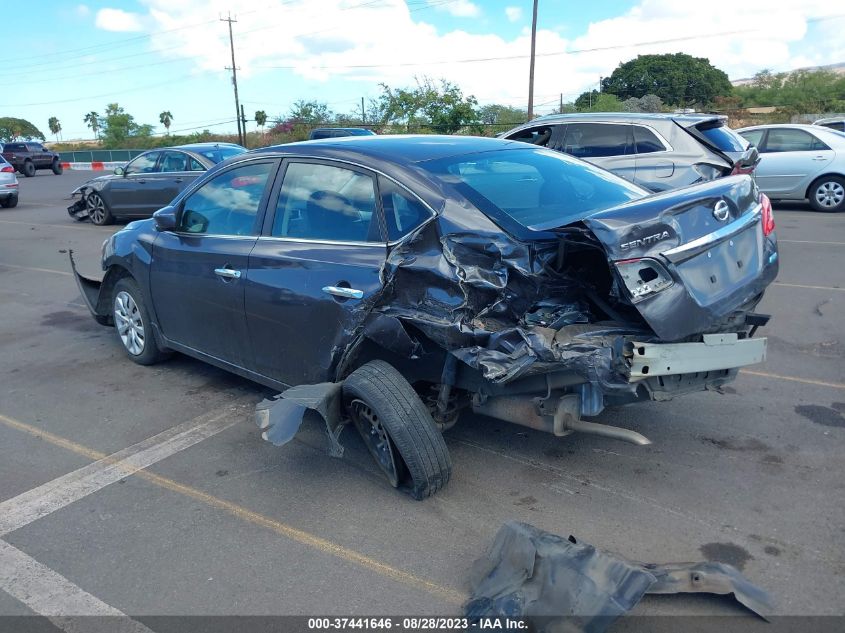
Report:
763,129,828,153
423,147,644,232
179,161,274,236
125,152,161,175
379,176,431,241
633,126,666,154
506,125,555,147
272,162,380,242
563,123,632,158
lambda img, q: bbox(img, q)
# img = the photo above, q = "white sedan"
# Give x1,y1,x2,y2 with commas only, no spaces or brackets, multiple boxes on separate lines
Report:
0,155,19,208
737,123,845,212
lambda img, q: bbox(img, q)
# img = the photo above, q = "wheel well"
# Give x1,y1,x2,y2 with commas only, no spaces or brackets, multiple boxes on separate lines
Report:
95,265,133,316
805,173,845,199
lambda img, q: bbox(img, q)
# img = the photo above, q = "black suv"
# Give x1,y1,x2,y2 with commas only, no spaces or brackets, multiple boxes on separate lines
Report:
1,142,63,177
501,113,757,192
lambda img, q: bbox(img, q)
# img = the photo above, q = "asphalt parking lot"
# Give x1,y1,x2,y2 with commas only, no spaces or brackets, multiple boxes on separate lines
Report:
0,170,843,629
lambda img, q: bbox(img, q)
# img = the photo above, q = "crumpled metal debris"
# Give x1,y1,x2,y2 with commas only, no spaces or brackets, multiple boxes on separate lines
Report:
466,521,772,633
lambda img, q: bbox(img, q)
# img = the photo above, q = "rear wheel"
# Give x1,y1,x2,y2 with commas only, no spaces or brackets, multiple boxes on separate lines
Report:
111,278,169,365
344,360,452,499
22,161,35,177
51,160,63,175
87,192,114,225
1,195,17,208
809,175,845,212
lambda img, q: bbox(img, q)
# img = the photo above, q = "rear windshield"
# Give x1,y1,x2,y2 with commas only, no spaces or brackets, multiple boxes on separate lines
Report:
421,148,644,233
194,146,246,163
695,121,748,152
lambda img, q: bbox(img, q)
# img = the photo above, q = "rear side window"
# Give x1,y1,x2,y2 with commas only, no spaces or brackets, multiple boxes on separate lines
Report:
272,162,380,242
379,176,431,241
563,123,632,158
695,121,748,152
4,144,26,152
633,126,666,154
763,128,829,153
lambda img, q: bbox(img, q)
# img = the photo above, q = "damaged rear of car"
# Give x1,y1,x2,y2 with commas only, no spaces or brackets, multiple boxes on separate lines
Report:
70,136,778,499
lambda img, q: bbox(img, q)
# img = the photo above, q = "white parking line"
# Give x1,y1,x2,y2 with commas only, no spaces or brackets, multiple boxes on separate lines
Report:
0,261,72,277
0,540,155,632
0,406,246,536
0,219,114,232
778,239,845,246
773,281,844,292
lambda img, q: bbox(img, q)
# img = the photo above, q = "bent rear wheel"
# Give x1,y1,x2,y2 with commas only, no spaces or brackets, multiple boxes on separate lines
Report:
343,360,451,499
809,176,845,212
87,192,113,225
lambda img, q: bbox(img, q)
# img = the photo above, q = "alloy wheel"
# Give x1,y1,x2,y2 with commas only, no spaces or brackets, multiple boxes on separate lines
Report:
113,291,145,356
87,193,107,224
348,399,401,487
814,181,844,208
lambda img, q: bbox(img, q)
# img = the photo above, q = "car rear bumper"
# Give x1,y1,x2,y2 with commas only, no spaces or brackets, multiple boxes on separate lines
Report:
627,333,766,380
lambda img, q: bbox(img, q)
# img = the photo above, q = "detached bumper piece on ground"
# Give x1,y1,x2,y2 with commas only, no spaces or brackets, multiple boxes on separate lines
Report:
466,521,772,633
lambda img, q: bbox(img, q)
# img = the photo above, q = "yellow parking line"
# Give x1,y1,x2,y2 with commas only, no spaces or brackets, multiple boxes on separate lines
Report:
773,282,844,292
740,369,845,390
0,412,465,606
0,262,72,277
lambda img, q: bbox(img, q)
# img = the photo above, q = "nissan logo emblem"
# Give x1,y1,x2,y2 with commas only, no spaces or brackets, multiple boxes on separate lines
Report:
713,200,730,222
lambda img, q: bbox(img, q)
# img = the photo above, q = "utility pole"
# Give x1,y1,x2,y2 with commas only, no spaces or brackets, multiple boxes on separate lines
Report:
527,0,538,119
559,93,563,114
361,97,366,125
240,104,247,145
599,76,603,93
221,13,243,145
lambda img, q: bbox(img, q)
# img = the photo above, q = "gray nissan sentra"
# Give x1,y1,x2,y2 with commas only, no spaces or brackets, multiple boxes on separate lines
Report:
71,135,779,499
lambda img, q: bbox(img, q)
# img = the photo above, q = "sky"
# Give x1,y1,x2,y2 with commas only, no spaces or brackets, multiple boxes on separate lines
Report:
3,0,844,141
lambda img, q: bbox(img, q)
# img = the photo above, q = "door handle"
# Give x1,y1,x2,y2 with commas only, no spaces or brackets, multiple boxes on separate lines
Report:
812,156,828,161
322,286,363,299
174,178,183,183
214,267,242,279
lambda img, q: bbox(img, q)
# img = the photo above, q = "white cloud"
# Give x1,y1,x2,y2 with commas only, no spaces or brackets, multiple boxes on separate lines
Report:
75,4,90,17
430,0,480,19
128,0,842,115
505,7,522,23
95,8,144,32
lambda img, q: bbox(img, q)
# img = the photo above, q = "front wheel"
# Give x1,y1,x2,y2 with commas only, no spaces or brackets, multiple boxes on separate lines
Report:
111,278,169,365
809,175,845,212
51,160,63,175
344,360,452,499
22,161,35,177
87,192,113,225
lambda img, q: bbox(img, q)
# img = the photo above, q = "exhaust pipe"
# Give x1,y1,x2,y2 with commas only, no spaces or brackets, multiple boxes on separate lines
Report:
473,393,651,446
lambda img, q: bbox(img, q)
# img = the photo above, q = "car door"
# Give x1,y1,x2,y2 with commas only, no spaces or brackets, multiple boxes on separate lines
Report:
245,159,388,386
149,158,279,368
29,143,47,168
632,124,676,191
154,150,204,209
752,128,834,198
561,123,636,182
109,151,163,214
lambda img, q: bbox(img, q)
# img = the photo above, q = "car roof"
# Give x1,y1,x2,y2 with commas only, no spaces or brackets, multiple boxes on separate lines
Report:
737,123,836,131
257,134,529,164
174,142,245,150
525,112,724,125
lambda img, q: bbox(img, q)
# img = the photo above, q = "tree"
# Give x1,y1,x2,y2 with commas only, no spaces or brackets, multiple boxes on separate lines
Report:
100,103,152,148
373,78,479,133
602,53,732,107
84,112,100,140
159,111,173,135
574,91,624,112
733,68,845,113
254,110,267,134
622,94,664,113
0,118,45,142
48,117,62,141
288,100,333,125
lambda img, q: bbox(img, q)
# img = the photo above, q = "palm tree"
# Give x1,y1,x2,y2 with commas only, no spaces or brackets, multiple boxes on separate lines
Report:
255,110,267,137
159,111,173,135
48,117,62,142
84,111,100,140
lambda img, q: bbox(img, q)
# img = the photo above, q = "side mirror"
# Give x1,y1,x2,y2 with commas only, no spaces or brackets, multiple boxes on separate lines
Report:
153,205,178,232
114,166,125,176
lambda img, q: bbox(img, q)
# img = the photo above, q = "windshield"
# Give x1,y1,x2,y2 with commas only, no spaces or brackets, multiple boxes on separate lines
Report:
421,147,645,232
695,121,748,153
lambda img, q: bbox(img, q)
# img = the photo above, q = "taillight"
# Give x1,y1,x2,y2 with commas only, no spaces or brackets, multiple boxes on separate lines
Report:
0,166,13,173
760,192,775,236
615,258,674,303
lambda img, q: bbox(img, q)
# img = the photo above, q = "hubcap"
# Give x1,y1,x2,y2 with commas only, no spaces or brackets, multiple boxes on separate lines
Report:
87,194,106,223
349,399,400,487
815,181,844,208
113,291,145,356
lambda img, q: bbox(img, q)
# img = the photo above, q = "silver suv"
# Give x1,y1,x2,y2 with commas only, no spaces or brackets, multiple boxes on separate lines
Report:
501,112,758,192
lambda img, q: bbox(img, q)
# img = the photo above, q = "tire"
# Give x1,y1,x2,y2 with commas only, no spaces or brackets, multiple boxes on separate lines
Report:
344,360,452,499
111,278,169,366
808,175,845,213
1,195,18,208
51,160,63,175
22,161,35,177
87,192,114,225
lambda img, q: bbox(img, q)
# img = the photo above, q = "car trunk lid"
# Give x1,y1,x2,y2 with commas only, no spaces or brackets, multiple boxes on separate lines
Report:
680,116,759,174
